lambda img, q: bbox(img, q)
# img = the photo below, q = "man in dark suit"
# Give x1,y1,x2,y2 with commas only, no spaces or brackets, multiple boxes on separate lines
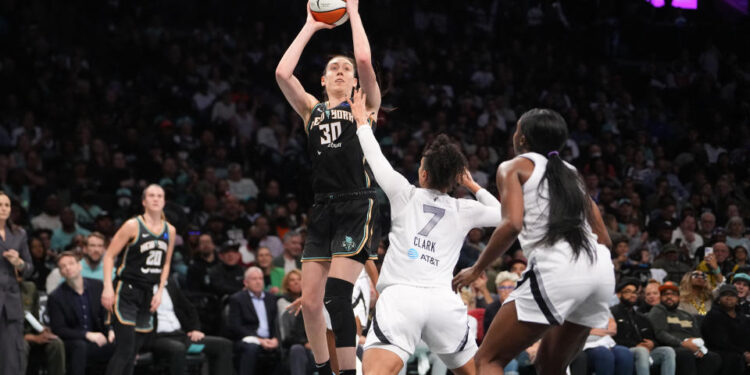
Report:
146,275,233,375
227,266,280,374
47,251,114,375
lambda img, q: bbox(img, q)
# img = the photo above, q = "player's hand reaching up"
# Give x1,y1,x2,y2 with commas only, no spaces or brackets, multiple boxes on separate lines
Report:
348,88,374,128
306,2,336,31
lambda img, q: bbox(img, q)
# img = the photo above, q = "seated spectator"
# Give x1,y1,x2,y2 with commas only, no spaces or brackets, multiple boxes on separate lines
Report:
47,251,113,375
252,216,283,257
725,216,750,251
227,267,280,375
731,245,748,274
255,246,283,295
638,279,662,314
46,232,112,293
698,213,717,245
147,276,233,375
227,163,259,201
672,214,703,260
277,269,302,312
678,271,713,319
732,273,750,319
701,284,750,375
27,235,51,290
277,270,313,375
78,232,109,280
70,191,104,229
207,240,245,298
186,233,219,293
483,271,518,330
697,242,733,286
647,219,676,260
31,194,62,231
50,207,90,251
19,277,65,375
471,271,496,309
648,281,722,375
652,244,691,284
272,231,302,274
611,278,676,375
507,258,527,276
583,315,635,375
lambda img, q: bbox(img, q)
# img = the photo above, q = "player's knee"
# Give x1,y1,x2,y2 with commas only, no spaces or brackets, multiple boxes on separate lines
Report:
301,295,323,315
324,277,356,348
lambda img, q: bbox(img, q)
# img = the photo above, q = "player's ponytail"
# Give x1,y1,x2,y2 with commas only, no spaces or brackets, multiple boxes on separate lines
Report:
518,109,595,262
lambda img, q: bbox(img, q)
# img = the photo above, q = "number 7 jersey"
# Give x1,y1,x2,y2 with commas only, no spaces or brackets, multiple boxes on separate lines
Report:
354,126,503,292
116,216,170,288
306,101,376,194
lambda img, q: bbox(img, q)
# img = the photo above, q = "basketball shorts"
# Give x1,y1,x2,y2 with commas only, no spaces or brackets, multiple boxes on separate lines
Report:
505,243,615,328
107,279,155,332
303,189,379,263
364,285,477,369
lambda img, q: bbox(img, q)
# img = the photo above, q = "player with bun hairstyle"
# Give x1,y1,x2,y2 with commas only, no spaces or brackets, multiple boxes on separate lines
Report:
349,89,502,375
275,1,381,374
453,109,614,375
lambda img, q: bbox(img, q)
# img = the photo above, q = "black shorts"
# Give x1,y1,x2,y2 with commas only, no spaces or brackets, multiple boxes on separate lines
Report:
303,189,379,264
107,279,155,332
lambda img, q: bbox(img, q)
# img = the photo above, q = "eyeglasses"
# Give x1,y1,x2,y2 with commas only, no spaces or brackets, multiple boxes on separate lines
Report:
691,272,707,279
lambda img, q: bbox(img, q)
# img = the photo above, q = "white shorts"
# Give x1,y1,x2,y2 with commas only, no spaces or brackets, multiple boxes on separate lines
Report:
364,285,477,369
505,243,615,328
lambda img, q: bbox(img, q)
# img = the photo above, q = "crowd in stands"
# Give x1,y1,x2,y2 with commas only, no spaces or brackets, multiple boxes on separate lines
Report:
0,0,749,374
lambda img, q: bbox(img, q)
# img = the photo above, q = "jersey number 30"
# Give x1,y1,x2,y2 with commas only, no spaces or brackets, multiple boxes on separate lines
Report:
146,250,163,267
320,122,342,145
418,204,446,236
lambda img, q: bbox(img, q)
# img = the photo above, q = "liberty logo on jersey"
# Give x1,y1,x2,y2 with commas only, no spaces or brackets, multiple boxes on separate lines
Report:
342,236,356,251
407,248,419,259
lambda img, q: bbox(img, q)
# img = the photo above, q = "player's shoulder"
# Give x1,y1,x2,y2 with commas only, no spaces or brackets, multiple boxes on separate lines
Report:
166,222,177,235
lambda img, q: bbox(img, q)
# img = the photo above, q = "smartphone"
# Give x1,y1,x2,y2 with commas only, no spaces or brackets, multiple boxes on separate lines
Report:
675,238,683,246
704,247,713,257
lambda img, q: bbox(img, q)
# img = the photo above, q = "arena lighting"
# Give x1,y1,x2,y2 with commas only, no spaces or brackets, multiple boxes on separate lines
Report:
646,0,698,9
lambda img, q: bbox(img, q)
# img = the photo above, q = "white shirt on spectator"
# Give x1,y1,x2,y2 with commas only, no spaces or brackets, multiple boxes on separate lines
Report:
156,289,182,333
31,213,61,231
260,235,284,258
228,178,259,201
212,101,236,123
671,227,703,259
193,92,215,112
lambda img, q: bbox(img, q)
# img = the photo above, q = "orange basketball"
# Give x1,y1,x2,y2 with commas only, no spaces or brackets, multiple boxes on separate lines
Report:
310,0,349,26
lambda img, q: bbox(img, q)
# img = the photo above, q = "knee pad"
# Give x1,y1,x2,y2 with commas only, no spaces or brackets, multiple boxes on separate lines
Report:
324,277,356,348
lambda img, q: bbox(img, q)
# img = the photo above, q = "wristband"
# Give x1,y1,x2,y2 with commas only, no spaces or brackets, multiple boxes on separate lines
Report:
711,268,720,275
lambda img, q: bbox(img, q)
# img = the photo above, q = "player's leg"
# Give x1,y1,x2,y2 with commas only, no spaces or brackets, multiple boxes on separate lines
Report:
362,348,404,375
301,261,331,367
534,321,590,375
475,301,549,374
106,281,140,375
328,255,365,373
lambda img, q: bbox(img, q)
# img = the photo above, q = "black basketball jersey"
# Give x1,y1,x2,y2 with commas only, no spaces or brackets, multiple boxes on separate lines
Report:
305,101,376,194
116,216,170,288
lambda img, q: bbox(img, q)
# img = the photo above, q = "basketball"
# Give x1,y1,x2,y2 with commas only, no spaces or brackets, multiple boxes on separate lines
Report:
310,0,349,26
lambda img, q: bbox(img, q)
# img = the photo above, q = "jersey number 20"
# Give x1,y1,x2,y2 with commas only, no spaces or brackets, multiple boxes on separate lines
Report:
146,250,163,267
320,122,342,145
418,204,446,236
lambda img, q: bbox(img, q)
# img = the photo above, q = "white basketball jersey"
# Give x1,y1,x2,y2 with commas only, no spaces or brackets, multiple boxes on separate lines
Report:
516,152,597,259
355,126,502,292
377,187,501,292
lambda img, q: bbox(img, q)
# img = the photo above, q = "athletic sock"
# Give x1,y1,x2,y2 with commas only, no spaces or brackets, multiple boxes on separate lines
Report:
315,360,333,375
